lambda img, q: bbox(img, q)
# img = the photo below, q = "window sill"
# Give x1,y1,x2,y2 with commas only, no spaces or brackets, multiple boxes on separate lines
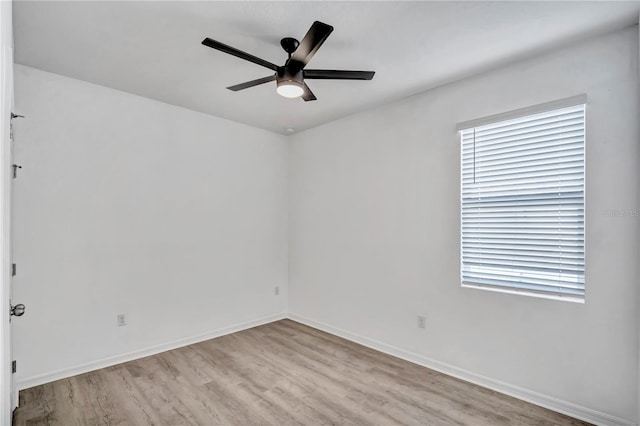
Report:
461,282,585,304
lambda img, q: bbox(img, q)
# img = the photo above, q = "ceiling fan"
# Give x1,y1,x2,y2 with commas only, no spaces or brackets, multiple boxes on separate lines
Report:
201,21,375,101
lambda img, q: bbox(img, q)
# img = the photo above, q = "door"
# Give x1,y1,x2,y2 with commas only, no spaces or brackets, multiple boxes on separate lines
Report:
0,1,14,423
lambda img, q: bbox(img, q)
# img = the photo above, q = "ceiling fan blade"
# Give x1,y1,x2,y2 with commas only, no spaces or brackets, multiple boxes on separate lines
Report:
301,83,317,102
289,21,334,70
227,75,276,91
304,70,375,80
202,38,278,71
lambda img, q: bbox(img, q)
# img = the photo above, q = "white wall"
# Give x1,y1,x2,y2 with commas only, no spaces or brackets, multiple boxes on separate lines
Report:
12,65,288,387
289,26,639,424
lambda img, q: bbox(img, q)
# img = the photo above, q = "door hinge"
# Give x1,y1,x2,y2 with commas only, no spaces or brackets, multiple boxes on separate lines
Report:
10,113,24,141
12,165,21,179
11,263,16,277
11,360,16,374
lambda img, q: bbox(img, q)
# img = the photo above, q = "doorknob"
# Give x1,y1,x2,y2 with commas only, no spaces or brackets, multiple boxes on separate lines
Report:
10,304,25,317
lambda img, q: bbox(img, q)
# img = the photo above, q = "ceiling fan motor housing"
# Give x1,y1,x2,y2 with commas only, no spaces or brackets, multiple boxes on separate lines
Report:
277,66,304,90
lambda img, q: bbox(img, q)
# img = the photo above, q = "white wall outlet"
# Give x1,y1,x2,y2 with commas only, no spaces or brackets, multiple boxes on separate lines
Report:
274,286,280,296
417,315,426,329
117,313,127,327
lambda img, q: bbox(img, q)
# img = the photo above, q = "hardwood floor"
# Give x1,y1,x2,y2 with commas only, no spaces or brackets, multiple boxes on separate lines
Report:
15,319,590,426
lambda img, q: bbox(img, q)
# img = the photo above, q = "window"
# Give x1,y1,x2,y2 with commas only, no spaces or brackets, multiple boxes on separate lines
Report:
459,100,585,301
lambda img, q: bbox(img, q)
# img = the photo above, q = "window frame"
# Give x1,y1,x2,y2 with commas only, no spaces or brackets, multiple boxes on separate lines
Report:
458,96,587,303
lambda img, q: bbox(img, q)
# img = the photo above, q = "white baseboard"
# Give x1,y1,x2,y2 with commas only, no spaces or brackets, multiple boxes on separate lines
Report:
16,312,287,391
287,313,636,426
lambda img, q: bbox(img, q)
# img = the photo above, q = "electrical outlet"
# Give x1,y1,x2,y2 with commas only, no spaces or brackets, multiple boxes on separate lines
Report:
274,286,280,296
417,315,426,329
117,314,127,327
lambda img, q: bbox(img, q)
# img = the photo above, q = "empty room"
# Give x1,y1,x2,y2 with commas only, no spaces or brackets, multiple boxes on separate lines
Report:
0,1,639,425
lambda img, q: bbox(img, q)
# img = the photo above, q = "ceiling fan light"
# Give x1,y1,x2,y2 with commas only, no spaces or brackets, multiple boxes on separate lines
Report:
277,81,304,98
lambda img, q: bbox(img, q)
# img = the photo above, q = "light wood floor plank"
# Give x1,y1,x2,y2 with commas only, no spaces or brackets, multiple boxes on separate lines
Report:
14,319,591,426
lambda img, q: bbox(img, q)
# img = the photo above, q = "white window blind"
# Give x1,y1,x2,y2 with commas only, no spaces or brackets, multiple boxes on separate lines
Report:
460,103,585,300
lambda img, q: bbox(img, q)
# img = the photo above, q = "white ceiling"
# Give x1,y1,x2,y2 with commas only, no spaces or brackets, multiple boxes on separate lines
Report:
13,1,639,135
